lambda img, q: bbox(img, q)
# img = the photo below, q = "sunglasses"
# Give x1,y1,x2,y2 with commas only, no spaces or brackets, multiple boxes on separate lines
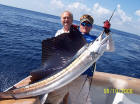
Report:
81,22,92,27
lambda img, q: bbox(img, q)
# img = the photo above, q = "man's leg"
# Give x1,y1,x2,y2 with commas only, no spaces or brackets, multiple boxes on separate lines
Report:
46,85,68,104
63,92,69,104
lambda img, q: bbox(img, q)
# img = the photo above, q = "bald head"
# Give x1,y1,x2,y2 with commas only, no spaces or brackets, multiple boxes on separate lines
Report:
61,11,73,20
61,11,73,31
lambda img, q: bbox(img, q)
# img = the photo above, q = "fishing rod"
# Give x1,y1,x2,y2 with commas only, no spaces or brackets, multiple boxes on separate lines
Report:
102,7,116,35
83,8,116,104
109,8,116,22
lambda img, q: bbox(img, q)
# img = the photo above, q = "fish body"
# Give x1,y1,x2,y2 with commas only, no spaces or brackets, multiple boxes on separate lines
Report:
0,32,110,99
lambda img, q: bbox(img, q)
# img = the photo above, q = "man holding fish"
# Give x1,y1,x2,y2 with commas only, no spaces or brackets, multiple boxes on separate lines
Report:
46,11,114,104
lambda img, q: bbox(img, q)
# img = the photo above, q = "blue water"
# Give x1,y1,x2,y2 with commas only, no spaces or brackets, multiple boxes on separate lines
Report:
0,4,140,91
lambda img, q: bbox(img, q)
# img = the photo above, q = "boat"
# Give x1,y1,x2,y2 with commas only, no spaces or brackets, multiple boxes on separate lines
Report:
0,71,140,104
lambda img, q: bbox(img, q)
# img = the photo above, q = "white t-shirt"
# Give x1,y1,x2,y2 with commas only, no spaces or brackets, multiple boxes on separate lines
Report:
55,28,70,37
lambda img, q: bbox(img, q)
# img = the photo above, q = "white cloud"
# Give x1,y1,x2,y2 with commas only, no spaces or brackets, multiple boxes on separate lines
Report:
92,3,110,16
50,0,64,9
90,3,111,25
135,10,140,16
66,2,111,25
67,2,91,19
68,2,90,11
109,5,137,35
116,4,132,23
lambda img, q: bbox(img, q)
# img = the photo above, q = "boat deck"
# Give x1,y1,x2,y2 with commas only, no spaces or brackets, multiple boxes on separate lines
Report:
0,97,40,104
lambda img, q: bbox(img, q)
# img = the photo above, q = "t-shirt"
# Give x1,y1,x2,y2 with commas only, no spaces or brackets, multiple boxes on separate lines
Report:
82,33,97,76
55,28,69,37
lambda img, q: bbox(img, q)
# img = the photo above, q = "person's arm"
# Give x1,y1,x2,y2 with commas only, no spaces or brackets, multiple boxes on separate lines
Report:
105,33,115,52
103,20,115,52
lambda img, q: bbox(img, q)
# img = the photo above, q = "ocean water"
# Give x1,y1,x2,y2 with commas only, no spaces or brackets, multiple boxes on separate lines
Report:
0,4,140,91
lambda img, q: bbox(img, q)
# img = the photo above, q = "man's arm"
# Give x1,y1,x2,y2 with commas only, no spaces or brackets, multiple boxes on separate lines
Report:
103,20,115,52
105,33,115,52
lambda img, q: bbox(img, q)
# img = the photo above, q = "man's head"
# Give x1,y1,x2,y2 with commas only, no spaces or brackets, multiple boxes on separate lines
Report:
80,14,94,34
61,11,73,30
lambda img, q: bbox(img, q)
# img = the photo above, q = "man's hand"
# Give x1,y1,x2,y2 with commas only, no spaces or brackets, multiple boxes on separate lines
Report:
103,20,111,34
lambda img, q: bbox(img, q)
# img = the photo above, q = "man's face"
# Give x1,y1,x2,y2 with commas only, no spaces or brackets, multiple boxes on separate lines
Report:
61,12,73,28
80,21,92,34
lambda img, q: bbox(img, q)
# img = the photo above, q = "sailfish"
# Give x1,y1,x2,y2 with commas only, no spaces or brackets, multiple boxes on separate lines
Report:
0,25,112,99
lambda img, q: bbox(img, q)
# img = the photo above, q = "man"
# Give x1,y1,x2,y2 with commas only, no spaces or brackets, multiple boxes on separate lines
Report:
40,11,86,104
55,11,73,37
80,14,113,76
80,14,97,77
68,14,114,104
46,11,75,104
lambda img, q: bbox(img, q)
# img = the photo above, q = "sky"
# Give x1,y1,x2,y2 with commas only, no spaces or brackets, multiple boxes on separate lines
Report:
0,0,140,35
